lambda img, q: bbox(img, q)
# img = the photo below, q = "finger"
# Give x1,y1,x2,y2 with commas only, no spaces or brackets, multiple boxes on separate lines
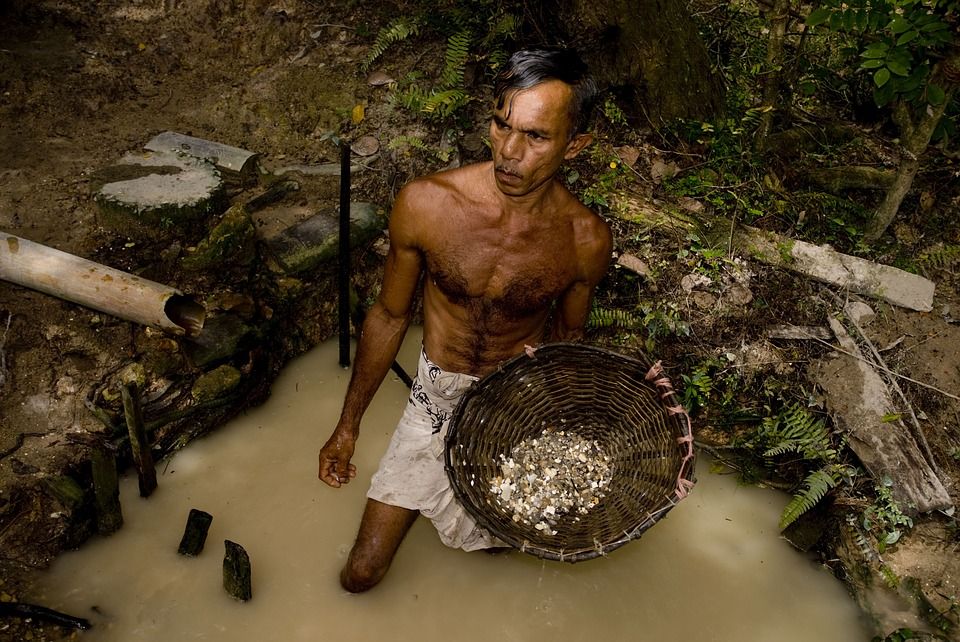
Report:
318,456,342,487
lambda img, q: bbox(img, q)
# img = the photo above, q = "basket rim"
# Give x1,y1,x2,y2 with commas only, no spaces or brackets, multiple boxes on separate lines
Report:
443,342,696,563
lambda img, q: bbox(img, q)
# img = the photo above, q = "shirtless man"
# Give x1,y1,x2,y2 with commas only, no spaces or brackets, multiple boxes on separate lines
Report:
318,48,612,593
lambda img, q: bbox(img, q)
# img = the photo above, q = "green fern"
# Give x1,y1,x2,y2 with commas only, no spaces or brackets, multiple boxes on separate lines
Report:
387,135,450,163
587,306,643,330
422,88,469,118
779,464,845,529
363,17,422,71
480,12,518,72
761,403,836,461
439,29,471,89
918,243,960,274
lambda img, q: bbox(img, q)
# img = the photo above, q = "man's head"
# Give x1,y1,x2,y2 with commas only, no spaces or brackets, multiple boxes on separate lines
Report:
493,48,598,139
489,48,597,197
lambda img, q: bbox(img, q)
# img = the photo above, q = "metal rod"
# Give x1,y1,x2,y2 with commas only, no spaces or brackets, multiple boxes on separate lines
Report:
338,142,351,368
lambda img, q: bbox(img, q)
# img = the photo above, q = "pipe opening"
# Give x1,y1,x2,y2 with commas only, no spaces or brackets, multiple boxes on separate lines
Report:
165,295,206,336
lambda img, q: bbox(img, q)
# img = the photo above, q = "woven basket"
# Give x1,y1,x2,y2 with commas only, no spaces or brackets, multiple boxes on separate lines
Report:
444,343,695,562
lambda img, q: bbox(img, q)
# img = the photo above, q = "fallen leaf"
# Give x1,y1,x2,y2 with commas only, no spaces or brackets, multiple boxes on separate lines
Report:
351,104,365,125
614,145,640,167
366,70,395,86
650,159,678,183
351,135,380,157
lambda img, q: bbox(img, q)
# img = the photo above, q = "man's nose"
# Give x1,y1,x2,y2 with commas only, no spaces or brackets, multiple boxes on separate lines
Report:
501,132,522,160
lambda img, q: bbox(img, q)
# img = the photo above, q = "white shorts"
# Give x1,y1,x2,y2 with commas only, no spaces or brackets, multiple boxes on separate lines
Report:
367,348,504,551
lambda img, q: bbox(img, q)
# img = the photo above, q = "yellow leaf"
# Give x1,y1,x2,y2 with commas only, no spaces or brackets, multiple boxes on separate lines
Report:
351,104,365,125
138,43,146,51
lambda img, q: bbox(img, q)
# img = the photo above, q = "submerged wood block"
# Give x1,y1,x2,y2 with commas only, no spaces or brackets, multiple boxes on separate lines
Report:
91,448,123,535
177,508,213,556
223,540,252,601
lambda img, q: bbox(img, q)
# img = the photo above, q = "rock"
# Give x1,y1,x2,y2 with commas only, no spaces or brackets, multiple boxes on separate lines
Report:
725,283,754,307
266,202,387,274
812,317,952,513
680,273,712,293
616,253,651,276
184,313,253,368
191,365,242,403
182,203,257,271
690,291,717,309
844,301,876,327
93,150,226,239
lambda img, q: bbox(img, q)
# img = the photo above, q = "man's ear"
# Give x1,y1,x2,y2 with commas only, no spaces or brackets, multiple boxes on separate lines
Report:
564,133,593,160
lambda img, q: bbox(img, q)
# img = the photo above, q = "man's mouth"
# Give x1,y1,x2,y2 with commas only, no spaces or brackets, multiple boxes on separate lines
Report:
495,166,521,184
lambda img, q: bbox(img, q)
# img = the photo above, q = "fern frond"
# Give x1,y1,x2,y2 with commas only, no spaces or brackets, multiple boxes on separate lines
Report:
587,307,643,330
421,89,468,118
387,135,450,163
779,466,842,529
918,243,960,274
363,17,422,71
439,29,471,89
762,403,834,460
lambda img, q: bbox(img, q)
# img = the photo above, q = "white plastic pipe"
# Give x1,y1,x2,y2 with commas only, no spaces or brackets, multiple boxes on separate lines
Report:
0,232,204,336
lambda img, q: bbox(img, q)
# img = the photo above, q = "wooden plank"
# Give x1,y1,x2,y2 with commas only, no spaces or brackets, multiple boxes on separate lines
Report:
122,382,157,498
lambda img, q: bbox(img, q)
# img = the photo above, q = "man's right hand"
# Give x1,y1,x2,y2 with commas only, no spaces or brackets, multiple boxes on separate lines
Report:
318,430,357,488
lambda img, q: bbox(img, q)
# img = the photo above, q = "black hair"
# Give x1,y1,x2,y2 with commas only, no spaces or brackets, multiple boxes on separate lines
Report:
493,47,598,137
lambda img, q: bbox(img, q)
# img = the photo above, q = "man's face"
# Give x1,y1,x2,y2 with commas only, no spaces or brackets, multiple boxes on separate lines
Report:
489,80,591,197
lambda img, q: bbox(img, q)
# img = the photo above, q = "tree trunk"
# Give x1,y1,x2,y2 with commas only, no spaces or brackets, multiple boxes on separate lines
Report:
530,0,724,124
865,50,959,242
754,0,792,152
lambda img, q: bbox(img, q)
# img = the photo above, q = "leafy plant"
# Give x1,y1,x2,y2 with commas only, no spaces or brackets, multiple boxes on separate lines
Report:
363,2,519,124
806,1,958,109
918,243,960,274
779,463,852,529
742,402,855,529
362,17,423,71
680,367,714,415
587,306,643,330
862,475,915,553
760,402,837,461
387,135,452,163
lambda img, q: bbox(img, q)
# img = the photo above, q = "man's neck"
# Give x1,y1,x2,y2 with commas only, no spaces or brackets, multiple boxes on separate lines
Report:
484,162,559,217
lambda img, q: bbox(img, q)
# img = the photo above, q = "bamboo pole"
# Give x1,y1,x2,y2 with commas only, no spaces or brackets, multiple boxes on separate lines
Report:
0,232,205,336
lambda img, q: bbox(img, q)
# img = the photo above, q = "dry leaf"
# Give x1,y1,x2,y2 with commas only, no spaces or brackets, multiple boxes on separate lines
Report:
650,159,678,183
351,135,380,157
366,70,395,86
614,145,640,167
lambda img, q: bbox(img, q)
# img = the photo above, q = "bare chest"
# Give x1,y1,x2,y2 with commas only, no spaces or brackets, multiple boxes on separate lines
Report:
425,235,574,319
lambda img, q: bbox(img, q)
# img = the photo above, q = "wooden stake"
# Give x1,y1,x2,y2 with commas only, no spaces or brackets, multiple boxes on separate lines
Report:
223,540,252,601
122,382,157,497
177,509,213,556
90,447,123,535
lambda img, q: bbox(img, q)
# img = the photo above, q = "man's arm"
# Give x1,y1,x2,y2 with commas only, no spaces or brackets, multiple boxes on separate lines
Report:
318,185,425,487
550,214,612,342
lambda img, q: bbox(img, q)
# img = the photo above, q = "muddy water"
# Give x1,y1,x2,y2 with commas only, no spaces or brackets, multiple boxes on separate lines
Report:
32,330,870,641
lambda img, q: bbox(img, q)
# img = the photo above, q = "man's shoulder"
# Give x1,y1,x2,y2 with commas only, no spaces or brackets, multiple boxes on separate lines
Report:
403,163,489,196
393,163,489,221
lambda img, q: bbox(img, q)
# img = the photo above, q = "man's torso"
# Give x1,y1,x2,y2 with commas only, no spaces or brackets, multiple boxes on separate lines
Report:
409,163,594,376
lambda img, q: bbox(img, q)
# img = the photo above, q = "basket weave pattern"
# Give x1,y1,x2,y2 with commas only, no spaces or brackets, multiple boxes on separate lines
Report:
444,343,695,562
